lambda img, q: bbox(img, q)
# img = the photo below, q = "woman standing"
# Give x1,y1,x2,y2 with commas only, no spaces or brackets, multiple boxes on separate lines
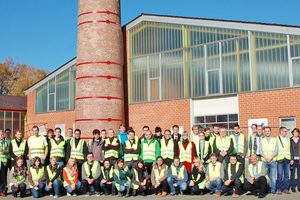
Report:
28,157,46,198
178,131,197,173
131,159,150,196
10,157,27,198
291,128,300,192
113,159,132,197
45,156,62,198
189,158,206,195
63,158,81,196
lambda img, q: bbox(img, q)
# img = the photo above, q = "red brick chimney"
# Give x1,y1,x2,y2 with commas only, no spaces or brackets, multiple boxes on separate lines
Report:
75,0,124,137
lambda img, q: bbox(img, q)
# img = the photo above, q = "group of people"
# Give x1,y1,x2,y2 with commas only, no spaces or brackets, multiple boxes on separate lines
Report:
0,123,299,199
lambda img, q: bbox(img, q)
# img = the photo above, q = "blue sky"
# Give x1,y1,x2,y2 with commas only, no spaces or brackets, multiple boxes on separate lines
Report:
0,0,299,72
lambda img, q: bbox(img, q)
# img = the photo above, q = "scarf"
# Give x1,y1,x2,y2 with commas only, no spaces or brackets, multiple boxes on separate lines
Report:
50,164,58,173
68,167,75,177
13,165,27,178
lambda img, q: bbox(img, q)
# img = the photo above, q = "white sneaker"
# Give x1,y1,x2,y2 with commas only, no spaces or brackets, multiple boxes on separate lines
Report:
67,193,71,196
73,193,77,197
54,195,59,198
50,194,54,197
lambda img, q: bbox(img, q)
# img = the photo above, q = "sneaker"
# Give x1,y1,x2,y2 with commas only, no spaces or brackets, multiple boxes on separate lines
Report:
86,192,91,196
277,190,282,195
271,191,276,195
67,193,71,196
0,193,7,197
73,193,77,197
171,193,177,196
291,188,296,193
118,191,122,197
112,190,117,196
50,194,54,197
96,192,101,196
215,191,221,197
54,195,59,199
283,190,291,194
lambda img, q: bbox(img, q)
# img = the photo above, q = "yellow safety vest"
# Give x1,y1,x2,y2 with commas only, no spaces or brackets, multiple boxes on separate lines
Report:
199,141,210,163
190,134,200,155
261,137,277,161
46,165,61,182
131,168,143,189
0,139,8,162
142,140,156,161
277,136,291,160
215,136,231,152
63,167,76,187
248,161,263,178
11,139,26,160
100,166,114,179
208,162,222,180
29,136,45,158
83,160,99,178
229,134,245,155
70,138,84,160
153,166,168,182
104,138,119,159
9,166,27,187
50,138,65,158
124,139,139,162
160,137,174,159
178,142,192,163
170,164,185,180
29,166,44,188
209,133,218,151
191,171,206,189
114,166,131,191
227,162,244,184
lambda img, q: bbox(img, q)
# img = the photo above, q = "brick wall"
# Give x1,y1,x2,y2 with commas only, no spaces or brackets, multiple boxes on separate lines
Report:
128,99,191,137
239,88,300,137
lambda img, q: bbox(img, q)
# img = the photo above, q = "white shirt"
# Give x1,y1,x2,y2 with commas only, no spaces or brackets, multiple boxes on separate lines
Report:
280,136,286,148
28,135,48,147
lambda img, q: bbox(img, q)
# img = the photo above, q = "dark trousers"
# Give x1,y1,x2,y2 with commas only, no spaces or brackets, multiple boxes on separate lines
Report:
11,183,26,196
291,160,300,189
236,155,245,168
76,162,83,181
221,179,242,195
244,176,267,195
164,158,173,167
81,179,101,193
136,180,150,194
151,180,168,192
218,155,230,168
145,162,153,177
0,162,7,194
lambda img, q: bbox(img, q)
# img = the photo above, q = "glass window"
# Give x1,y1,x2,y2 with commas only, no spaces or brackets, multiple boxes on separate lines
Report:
21,113,25,133
35,83,47,113
150,79,159,100
205,116,216,123
56,69,69,111
0,112,4,131
290,35,300,58
13,112,20,132
195,116,204,123
5,112,12,130
208,70,220,94
292,58,300,85
70,65,76,110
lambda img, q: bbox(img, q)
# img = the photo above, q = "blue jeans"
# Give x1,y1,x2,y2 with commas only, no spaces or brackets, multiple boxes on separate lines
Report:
56,161,64,168
64,181,81,194
277,160,290,191
291,160,300,189
45,179,61,196
100,182,115,192
119,181,131,192
265,161,276,192
31,182,45,198
206,178,222,192
126,162,136,171
167,177,187,194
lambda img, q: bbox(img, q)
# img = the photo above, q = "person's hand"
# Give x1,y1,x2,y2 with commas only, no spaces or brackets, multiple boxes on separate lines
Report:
107,182,112,185
121,170,126,174
210,177,216,181
48,182,52,189
141,182,145,186
14,183,19,188
173,183,178,187
242,156,245,159
71,183,76,190
206,181,210,187
249,178,254,184
152,162,155,167
101,179,107,184
104,144,108,147
224,180,231,186
114,143,119,146
41,156,45,160
291,160,295,165
34,182,39,187
177,176,182,180
124,183,128,187
0,147,3,152
201,160,205,163
189,181,194,186
154,183,160,188
34,186,39,190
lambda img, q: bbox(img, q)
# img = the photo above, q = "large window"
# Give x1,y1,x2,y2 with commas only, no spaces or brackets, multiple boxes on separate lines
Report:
0,111,26,133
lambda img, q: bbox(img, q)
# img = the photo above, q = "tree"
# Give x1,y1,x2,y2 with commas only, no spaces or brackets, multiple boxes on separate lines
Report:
0,57,48,96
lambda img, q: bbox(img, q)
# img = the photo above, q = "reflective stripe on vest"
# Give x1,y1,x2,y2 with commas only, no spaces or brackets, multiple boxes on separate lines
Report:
248,161,263,178
11,139,26,160
124,139,139,162
46,165,61,182
277,136,291,160
50,138,65,158
208,162,222,179
29,136,45,158
142,140,156,161
29,166,44,188
170,164,185,180
104,138,119,159
100,166,114,179
9,166,26,186
227,162,244,184
199,141,210,163
83,161,99,178
154,167,168,182
191,170,206,189
160,137,174,159
261,137,277,161
131,168,141,189
215,136,231,152
63,167,76,187
178,142,192,163
230,134,245,155
0,139,8,162
70,138,84,160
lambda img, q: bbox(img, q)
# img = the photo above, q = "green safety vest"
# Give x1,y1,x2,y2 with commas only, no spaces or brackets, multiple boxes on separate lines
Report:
9,166,26,187
170,164,185,180
114,166,131,191
70,138,84,160
230,134,245,155
199,141,210,163
124,139,139,162
227,162,244,184
160,137,174,159
215,136,231,152
208,162,222,180
153,166,168,182
104,138,119,159
117,135,124,156
277,136,291,160
178,142,192,163
63,167,76,187
29,166,44,188
142,140,157,161
191,171,206,189
29,136,45,158
100,166,114,179
11,139,26,160
46,165,61,182
248,161,263,178
261,137,277,161
83,160,99,178
50,138,65,158
0,139,8,163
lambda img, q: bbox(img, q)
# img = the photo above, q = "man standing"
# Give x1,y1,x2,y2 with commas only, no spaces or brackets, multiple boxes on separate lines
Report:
160,129,175,166
172,125,181,157
123,129,140,170
248,125,264,159
213,127,233,167
49,127,66,167
260,126,278,195
139,126,150,142
0,130,9,196
167,157,188,196
65,128,74,144
230,124,247,167
276,126,292,194
88,129,105,164
9,130,28,166
209,124,220,149
82,153,101,196
28,126,48,166
4,129,11,171
190,125,201,155
102,129,120,166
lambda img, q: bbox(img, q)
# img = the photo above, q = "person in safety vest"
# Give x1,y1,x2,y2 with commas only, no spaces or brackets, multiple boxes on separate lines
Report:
213,126,233,168
131,158,150,196
88,129,105,164
205,153,224,197
154,127,163,142
113,158,132,198
44,156,62,198
244,154,267,198
63,158,81,196
64,128,73,145
167,157,188,196
28,126,48,166
276,126,292,195
49,128,66,167
190,125,201,154
159,129,175,166
178,131,197,173
100,159,116,196
28,157,46,198
4,129,12,171
10,157,27,198
248,125,264,159
290,128,300,193
198,131,211,169
66,129,88,181
246,124,257,158
259,126,278,195
81,153,101,196
102,129,120,166
230,124,247,167
150,156,168,196
172,125,181,157
204,127,211,141
139,126,150,143
140,130,160,176
9,130,28,167
189,157,206,195
118,124,128,159
123,129,140,170
221,154,244,198
0,130,9,196
209,124,220,149
45,129,54,166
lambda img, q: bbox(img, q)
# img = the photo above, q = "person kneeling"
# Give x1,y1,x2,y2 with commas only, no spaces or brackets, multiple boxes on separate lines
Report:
167,157,188,196
221,155,244,198
100,159,116,195
131,159,150,196
151,156,168,196
82,153,101,196
189,158,206,195
63,158,81,196
113,159,132,198
28,157,46,198
10,157,27,198
45,156,62,198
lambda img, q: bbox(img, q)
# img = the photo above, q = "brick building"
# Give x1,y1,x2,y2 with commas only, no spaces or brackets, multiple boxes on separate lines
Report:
25,11,300,138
